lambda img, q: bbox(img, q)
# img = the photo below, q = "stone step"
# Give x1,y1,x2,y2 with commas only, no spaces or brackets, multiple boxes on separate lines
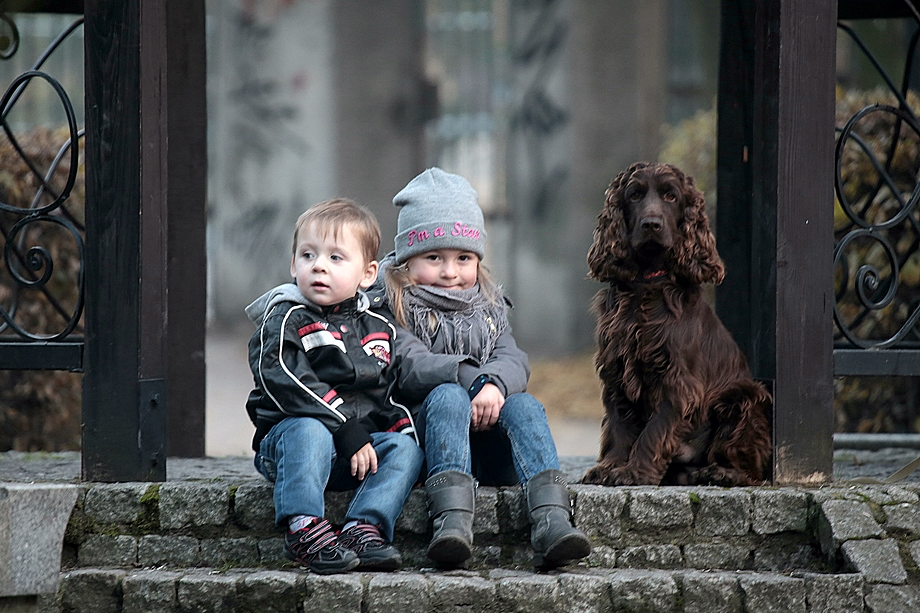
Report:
40,567,920,613
62,471,920,574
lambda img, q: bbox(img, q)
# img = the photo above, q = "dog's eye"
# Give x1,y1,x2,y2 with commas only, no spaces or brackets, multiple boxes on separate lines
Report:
628,189,644,202
662,190,677,203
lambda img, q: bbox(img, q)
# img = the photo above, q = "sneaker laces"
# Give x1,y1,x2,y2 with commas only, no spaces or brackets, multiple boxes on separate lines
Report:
339,522,385,552
291,518,339,556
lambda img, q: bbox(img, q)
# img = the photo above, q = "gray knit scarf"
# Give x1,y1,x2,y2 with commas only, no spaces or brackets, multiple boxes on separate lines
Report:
403,284,508,363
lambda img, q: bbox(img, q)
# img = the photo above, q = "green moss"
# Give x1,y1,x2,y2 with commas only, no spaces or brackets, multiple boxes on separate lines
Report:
688,492,701,505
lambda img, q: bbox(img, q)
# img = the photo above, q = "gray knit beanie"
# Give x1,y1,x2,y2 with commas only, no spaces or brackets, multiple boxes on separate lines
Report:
393,167,487,264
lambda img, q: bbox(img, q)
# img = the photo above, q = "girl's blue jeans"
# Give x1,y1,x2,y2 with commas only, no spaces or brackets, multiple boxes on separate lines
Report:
254,416,423,542
418,383,560,486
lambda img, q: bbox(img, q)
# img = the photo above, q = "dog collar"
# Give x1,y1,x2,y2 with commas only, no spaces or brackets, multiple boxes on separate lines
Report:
642,270,667,281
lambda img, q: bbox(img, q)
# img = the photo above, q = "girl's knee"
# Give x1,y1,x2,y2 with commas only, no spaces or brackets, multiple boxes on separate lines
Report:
502,393,546,417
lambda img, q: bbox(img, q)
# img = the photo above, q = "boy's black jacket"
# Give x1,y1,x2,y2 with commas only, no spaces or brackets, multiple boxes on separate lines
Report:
244,283,462,459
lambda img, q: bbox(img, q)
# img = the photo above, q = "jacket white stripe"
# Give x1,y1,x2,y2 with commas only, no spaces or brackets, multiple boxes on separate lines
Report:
257,304,347,423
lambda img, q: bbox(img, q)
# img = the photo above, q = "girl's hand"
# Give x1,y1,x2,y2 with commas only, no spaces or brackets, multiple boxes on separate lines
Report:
471,383,504,431
351,443,378,480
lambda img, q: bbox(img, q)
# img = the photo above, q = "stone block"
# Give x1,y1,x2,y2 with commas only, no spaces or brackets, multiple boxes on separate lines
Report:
232,483,274,530
473,487,499,536
841,538,907,584
617,545,682,569
801,573,864,613
428,574,496,612
739,574,806,613
572,485,625,540
177,571,239,613
258,537,286,564
138,535,199,567
818,500,884,555
83,484,151,525
199,537,259,567
498,486,528,532
394,488,427,534
753,542,823,572
79,535,137,568
609,570,679,613
366,574,429,613
910,540,920,568
158,483,229,530
883,502,920,535
495,573,560,613
59,569,127,613
557,573,611,613
864,584,920,613
752,489,809,534
237,570,303,613
585,545,616,568
324,491,351,524
121,570,180,613
680,571,741,613
628,489,693,531
683,543,751,570
694,489,751,536
0,484,78,597
303,574,364,613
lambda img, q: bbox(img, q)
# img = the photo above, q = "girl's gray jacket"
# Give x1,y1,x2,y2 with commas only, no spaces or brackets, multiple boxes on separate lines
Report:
367,254,531,402
244,283,463,459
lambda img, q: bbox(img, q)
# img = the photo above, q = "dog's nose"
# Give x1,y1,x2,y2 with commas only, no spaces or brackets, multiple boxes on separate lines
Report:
640,217,663,233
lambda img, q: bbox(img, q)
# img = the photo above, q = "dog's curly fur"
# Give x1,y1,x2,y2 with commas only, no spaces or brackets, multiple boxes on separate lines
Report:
581,162,772,487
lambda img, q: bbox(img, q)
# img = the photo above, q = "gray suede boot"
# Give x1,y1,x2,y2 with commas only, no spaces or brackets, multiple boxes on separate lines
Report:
425,470,475,566
525,469,592,569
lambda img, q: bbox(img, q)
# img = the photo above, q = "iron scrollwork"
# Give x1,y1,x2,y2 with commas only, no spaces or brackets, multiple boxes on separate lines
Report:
833,18,920,351
0,16,84,345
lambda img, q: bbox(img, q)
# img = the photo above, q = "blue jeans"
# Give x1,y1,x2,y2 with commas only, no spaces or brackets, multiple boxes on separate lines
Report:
254,416,423,541
418,383,560,486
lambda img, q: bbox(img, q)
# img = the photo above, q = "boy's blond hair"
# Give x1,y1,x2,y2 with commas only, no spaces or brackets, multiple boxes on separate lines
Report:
293,198,380,264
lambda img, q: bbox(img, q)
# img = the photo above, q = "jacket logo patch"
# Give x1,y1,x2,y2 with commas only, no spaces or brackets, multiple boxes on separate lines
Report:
362,332,391,365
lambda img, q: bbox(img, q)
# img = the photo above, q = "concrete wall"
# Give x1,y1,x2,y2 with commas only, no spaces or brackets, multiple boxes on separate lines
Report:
206,0,425,322
505,0,668,355
204,0,668,357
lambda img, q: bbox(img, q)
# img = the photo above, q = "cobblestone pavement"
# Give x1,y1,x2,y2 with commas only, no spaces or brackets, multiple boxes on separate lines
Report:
2,449,919,485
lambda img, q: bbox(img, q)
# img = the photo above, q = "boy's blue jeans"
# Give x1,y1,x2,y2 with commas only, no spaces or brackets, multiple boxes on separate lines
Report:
254,416,423,542
418,383,560,486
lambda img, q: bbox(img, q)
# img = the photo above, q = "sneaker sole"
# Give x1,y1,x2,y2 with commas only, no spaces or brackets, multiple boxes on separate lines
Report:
284,549,361,575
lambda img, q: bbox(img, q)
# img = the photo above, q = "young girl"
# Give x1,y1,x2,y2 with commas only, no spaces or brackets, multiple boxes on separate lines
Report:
377,167,591,569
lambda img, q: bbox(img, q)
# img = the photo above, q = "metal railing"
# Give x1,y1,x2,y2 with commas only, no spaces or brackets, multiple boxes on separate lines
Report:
0,14,84,371
833,10,920,376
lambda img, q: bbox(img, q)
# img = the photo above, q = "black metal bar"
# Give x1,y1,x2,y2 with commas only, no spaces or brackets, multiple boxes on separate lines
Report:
2,1,83,14
0,341,82,370
838,0,917,20
834,349,920,376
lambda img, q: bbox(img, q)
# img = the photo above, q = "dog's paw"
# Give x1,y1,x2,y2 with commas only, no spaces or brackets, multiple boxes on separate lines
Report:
581,463,620,486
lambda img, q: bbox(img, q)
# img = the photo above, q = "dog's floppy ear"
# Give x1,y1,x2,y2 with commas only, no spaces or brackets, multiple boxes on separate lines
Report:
587,165,643,283
672,169,725,286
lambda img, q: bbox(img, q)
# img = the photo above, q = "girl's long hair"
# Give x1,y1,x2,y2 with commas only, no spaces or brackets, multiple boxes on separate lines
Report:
385,259,502,330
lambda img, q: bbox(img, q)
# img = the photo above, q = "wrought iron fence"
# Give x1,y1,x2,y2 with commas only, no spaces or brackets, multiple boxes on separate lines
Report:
0,14,84,371
833,11,920,376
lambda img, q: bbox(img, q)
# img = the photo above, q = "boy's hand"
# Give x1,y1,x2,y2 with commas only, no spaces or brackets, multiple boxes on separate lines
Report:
471,383,504,431
351,443,378,480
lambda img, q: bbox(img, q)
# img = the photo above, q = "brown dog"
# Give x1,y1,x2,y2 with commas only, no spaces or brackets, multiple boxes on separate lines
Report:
581,162,771,487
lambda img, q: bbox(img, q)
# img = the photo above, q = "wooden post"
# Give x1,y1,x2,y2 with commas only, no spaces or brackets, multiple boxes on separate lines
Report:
82,0,206,481
717,1,836,484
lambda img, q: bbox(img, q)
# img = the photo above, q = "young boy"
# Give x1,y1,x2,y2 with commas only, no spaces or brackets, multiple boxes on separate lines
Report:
244,198,425,574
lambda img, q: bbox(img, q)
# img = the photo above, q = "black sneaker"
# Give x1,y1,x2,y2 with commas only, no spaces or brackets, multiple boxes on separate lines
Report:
337,522,402,571
285,518,359,574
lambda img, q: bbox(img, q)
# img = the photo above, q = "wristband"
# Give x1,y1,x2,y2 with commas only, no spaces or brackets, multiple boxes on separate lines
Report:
468,374,492,400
